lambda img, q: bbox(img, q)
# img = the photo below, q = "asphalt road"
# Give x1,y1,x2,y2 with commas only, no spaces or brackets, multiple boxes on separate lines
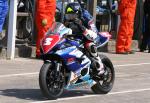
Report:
0,52,150,103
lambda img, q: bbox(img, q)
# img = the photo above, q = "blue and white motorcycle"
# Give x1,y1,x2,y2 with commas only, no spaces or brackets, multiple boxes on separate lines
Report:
39,22,115,99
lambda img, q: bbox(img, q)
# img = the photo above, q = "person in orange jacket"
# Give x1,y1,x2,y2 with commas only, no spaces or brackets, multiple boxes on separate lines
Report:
116,0,137,54
35,0,56,57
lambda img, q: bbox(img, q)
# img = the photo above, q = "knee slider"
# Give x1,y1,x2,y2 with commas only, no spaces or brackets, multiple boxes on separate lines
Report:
90,45,97,53
88,43,98,57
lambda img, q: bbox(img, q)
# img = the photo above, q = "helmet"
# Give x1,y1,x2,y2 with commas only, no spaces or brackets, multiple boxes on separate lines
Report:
65,3,82,20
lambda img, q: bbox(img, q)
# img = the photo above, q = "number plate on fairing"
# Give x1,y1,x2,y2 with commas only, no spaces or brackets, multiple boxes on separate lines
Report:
41,35,60,54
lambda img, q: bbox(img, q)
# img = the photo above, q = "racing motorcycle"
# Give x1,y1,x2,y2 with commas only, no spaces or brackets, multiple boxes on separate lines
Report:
39,22,115,99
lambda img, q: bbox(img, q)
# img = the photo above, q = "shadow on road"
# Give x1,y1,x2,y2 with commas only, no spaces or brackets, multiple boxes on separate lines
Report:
0,89,44,101
0,89,94,101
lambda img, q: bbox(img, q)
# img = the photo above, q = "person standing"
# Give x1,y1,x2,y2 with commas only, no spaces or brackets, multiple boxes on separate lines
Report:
116,0,137,54
35,0,56,57
0,0,8,33
133,0,144,41
140,0,150,53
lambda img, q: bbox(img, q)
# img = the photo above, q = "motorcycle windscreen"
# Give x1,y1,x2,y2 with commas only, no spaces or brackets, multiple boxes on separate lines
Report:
41,35,60,54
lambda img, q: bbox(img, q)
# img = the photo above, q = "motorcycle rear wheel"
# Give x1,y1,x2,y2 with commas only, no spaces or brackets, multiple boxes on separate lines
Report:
39,62,64,99
91,54,115,94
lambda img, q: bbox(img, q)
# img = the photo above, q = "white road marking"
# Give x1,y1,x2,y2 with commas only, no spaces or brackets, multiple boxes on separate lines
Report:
114,62,150,67
0,72,38,78
30,88,150,103
0,62,150,78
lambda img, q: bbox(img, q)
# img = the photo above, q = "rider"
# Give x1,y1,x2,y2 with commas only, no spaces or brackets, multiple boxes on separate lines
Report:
64,2,110,76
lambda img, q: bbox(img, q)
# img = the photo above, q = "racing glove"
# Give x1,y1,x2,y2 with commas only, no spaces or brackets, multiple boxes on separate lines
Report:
42,19,48,27
74,18,86,32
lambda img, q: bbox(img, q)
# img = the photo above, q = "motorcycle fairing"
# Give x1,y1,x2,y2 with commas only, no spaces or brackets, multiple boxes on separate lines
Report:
95,32,111,48
99,32,111,38
65,71,96,90
41,35,60,54
55,46,91,73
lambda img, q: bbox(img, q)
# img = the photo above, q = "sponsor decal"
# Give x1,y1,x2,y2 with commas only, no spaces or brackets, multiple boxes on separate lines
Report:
67,58,75,65
70,75,82,84
43,38,53,45
41,35,60,54
67,7,74,13
69,81,90,89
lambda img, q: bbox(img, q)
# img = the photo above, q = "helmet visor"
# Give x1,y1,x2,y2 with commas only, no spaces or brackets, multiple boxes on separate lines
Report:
65,14,78,20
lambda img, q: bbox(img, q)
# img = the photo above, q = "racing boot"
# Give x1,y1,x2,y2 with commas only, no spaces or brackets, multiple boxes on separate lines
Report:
85,42,105,76
91,54,105,76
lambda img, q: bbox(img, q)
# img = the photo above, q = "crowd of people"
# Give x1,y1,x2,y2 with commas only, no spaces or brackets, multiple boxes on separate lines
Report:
35,0,150,56
117,0,150,54
0,0,150,57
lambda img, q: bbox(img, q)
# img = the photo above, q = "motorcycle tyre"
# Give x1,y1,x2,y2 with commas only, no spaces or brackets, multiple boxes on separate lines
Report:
91,54,115,94
39,62,64,100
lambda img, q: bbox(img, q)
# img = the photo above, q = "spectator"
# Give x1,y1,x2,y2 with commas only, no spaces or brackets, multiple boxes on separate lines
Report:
116,0,137,54
0,0,8,33
133,0,144,41
35,0,56,57
140,0,150,53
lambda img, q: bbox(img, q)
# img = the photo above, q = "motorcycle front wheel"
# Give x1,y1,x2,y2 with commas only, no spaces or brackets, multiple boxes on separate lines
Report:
91,54,115,94
39,62,65,100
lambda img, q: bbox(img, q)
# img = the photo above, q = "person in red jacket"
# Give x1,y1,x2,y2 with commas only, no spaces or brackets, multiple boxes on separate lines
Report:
116,0,137,54
35,0,56,57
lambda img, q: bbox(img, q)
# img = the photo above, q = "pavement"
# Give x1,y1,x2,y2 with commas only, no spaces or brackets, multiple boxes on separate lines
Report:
0,39,138,59
0,52,150,103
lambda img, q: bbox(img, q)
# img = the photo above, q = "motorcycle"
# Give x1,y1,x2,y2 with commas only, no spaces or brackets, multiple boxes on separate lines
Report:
17,0,33,41
39,22,115,99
